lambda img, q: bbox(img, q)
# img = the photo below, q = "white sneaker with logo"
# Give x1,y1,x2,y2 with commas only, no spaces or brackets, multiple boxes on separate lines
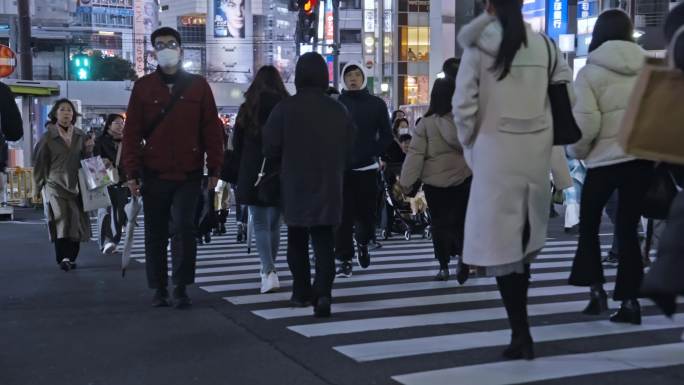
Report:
260,271,280,294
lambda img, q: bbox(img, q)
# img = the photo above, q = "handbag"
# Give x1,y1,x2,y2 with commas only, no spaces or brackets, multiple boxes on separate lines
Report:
542,35,583,146
254,158,280,206
78,168,111,212
618,44,684,165
641,164,678,220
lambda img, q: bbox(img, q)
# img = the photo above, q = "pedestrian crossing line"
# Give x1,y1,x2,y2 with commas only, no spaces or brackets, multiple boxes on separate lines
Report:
137,252,577,270
129,245,437,258
128,242,435,255
287,297,678,338
201,265,613,293
335,315,684,362
390,342,684,385
251,284,610,320
221,269,618,305
191,260,574,279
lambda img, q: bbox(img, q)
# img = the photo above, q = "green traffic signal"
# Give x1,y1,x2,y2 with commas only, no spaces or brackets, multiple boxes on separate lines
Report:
71,53,91,80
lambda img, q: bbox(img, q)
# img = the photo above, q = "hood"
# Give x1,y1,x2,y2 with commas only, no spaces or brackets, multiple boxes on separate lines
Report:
588,40,645,75
295,52,329,91
457,13,501,57
340,61,368,91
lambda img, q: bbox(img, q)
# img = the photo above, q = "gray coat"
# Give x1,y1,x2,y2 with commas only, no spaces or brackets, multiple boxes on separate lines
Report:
33,125,91,242
262,88,355,227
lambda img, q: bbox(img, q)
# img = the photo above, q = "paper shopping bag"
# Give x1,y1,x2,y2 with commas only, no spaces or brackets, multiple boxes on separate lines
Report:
619,59,684,165
78,169,111,212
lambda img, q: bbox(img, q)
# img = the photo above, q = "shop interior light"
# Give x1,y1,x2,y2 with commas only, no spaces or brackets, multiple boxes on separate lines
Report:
183,61,193,69
633,30,645,39
381,83,389,92
436,72,445,79
98,31,115,36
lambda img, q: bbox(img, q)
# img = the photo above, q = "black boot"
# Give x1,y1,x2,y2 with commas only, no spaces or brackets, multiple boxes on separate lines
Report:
496,270,535,360
582,285,608,315
456,261,470,285
434,265,450,281
314,297,331,318
173,285,192,309
152,287,170,308
610,299,641,325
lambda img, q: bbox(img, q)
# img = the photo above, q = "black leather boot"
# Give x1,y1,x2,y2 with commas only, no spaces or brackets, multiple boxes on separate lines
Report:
582,285,609,315
610,299,641,325
497,270,535,360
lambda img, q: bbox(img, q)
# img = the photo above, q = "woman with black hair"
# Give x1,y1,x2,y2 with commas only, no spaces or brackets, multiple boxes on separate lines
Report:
453,0,572,360
233,65,290,294
94,113,129,254
33,98,92,271
400,78,472,282
567,9,651,325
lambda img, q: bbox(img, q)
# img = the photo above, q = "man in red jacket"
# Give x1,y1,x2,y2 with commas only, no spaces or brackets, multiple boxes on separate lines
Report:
121,27,223,308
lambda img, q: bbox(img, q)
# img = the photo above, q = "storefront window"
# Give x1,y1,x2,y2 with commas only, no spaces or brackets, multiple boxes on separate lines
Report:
399,26,430,62
400,75,429,105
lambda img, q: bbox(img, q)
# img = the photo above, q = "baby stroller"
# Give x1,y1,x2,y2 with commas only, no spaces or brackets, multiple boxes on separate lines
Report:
380,165,431,241
196,176,218,245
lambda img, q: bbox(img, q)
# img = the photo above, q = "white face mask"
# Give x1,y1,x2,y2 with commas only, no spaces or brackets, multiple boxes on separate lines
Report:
156,49,180,68
399,128,410,135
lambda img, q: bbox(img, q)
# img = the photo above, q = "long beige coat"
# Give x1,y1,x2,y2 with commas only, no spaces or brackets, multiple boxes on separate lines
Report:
453,13,572,268
33,125,91,242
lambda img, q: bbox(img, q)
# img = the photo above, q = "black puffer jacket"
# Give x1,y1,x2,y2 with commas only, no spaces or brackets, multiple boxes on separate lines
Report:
338,89,393,170
0,82,22,142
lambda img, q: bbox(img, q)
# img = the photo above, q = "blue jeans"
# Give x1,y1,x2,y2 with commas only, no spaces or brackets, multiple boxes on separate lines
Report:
249,206,282,274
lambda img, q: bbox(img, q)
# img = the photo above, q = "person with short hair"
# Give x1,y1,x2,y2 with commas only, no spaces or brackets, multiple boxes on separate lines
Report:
33,98,92,272
334,63,393,278
122,27,224,308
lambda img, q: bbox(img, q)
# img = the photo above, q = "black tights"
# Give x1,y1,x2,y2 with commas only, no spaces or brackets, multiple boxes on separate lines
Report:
55,238,80,264
496,264,531,339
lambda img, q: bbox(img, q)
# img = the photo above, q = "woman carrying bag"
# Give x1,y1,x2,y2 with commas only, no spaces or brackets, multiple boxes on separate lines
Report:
400,78,472,283
94,113,128,255
567,10,653,325
233,66,290,294
453,0,573,360
33,98,91,271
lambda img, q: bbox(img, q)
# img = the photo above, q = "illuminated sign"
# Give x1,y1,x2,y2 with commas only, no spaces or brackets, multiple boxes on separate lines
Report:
547,0,568,41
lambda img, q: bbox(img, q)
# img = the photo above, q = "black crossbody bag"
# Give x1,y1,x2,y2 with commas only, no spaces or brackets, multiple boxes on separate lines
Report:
143,73,196,140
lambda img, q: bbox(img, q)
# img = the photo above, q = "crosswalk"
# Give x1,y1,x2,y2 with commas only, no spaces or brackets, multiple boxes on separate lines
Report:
106,216,684,384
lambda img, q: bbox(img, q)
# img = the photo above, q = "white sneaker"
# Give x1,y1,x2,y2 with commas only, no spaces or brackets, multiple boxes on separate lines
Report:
260,271,280,294
103,242,117,254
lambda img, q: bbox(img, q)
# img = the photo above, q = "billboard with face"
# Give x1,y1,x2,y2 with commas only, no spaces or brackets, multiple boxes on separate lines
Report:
215,0,245,38
207,0,253,83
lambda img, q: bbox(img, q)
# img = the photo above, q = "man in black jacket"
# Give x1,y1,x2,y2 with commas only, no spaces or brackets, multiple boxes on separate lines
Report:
335,63,393,277
0,82,22,141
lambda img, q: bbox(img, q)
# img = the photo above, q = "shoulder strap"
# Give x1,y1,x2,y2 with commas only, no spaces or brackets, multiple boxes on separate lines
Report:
143,73,196,140
541,34,559,80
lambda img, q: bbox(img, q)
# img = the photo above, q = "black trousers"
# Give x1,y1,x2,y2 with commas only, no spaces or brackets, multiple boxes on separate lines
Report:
569,160,653,300
423,177,472,268
54,238,80,264
142,176,201,289
98,184,129,248
287,225,336,301
335,170,379,261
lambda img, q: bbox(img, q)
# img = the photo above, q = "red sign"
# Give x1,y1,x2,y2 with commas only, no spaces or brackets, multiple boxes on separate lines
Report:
0,45,16,78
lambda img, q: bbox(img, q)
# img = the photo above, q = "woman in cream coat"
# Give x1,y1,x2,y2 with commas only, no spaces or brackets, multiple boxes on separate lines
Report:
567,10,651,325
453,0,572,360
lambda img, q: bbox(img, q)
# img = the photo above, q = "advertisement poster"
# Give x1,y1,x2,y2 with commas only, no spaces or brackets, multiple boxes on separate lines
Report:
133,0,145,77
214,0,245,38
207,0,253,83
144,0,159,72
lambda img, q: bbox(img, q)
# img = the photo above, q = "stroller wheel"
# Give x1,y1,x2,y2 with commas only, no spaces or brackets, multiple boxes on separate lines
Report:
426,230,432,240
404,231,411,241
382,229,390,240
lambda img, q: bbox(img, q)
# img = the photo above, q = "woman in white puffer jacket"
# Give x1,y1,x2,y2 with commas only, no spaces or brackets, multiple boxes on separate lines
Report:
568,9,653,325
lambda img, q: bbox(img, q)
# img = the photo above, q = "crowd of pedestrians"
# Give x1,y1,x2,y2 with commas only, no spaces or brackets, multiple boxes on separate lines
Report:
12,0,684,363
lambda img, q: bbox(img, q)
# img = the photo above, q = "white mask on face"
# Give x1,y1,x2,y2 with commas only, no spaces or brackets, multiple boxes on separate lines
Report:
399,128,410,135
156,49,180,68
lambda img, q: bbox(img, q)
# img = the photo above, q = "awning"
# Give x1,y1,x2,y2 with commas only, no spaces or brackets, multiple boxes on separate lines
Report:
2,80,60,96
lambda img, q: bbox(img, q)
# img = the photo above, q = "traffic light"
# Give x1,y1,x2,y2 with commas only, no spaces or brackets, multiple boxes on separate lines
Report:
70,53,91,81
297,0,318,43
